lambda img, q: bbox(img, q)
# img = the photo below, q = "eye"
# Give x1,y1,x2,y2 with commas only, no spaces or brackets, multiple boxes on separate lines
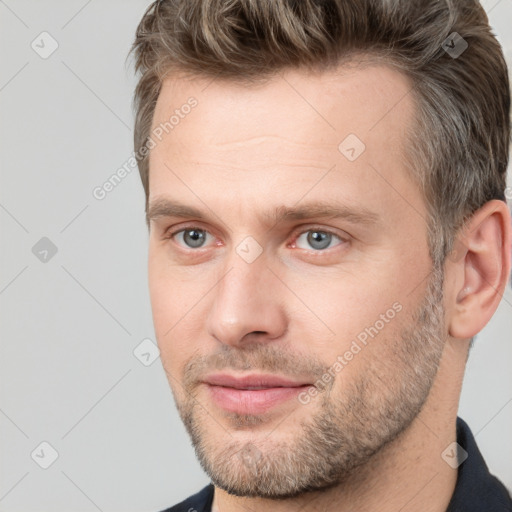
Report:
293,229,346,251
170,227,214,249
165,226,347,253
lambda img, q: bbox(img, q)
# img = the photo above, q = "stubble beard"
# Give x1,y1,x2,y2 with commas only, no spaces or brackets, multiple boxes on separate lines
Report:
172,264,446,499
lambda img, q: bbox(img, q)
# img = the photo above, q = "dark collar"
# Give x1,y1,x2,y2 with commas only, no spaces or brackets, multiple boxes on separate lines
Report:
445,416,512,511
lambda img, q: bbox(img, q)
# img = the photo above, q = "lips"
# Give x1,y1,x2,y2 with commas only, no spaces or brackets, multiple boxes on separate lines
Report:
202,373,313,415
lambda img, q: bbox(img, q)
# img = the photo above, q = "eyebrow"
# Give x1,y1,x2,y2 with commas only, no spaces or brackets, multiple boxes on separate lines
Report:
146,198,381,229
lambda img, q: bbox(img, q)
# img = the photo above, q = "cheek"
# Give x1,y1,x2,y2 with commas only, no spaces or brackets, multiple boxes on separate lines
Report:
149,286,195,348
288,268,405,346
148,253,197,369
148,244,190,325
148,258,172,337
287,265,418,382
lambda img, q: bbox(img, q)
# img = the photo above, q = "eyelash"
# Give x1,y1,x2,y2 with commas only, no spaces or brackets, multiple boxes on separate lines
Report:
163,224,348,253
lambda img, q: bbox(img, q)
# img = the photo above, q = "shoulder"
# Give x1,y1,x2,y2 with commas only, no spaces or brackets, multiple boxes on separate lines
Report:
157,484,214,512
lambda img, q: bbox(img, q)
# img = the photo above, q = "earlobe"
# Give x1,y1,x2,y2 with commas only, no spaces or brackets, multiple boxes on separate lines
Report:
448,200,511,340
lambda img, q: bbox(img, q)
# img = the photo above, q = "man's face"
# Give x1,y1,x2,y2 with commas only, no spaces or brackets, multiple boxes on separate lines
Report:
147,63,447,497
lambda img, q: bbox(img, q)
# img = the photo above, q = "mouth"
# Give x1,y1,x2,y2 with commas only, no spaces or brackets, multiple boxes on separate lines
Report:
201,373,313,415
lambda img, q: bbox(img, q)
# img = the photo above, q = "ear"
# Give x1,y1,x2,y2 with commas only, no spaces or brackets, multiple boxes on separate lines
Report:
448,199,511,339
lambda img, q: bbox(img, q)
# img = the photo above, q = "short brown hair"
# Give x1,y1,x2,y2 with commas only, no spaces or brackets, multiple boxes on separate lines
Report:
129,0,510,268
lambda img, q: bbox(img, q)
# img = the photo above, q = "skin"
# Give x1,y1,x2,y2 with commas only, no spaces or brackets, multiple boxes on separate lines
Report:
146,62,511,512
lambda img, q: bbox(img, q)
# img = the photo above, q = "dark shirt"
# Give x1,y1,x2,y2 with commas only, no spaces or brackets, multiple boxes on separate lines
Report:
159,416,512,511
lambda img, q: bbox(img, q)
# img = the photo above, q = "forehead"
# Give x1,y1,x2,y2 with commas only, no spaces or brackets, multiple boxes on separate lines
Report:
150,61,414,166
153,62,413,131
148,62,423,229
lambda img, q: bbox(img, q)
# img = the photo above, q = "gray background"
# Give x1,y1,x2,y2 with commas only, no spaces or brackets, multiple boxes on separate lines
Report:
0,1,511,511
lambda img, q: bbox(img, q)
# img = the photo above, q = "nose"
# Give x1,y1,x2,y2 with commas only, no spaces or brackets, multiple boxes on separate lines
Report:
206,250,288,348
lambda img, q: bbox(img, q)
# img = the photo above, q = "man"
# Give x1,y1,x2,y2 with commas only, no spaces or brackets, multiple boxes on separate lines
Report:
129,0,512,510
